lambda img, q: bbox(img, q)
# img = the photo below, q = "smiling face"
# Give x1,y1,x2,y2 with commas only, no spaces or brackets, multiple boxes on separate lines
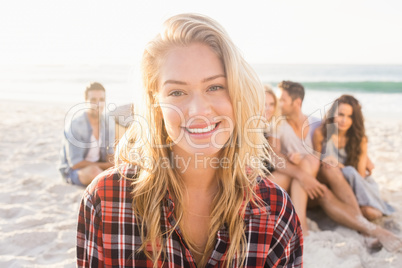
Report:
334,103,353,132
279,90,295,116
264,92,276,121
157,43,234,158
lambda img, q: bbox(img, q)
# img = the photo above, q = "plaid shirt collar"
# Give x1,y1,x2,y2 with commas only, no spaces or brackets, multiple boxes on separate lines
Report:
162,187,272,266
164,186,271,219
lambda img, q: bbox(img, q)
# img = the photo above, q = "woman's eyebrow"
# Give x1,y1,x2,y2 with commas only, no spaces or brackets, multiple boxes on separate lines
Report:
163,74,226,86
202,74,226,83
163,80,187,86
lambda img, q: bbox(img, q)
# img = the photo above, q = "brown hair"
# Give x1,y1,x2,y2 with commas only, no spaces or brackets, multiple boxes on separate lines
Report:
278,80,305,102
84,82,105,100
322,94,366,169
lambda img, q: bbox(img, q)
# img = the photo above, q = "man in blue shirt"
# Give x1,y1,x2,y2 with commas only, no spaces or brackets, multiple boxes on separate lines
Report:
59,82,115,186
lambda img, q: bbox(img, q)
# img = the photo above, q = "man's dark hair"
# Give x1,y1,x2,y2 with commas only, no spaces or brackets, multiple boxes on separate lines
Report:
85,82,105,100
278,80,305,102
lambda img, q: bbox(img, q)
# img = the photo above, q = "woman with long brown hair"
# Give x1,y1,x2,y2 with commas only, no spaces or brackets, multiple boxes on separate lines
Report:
316,94,394,220
77,14,302,267
312,94,402,252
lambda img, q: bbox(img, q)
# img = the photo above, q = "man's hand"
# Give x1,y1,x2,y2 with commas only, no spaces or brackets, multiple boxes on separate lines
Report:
296,171,327,200
287,152,302,165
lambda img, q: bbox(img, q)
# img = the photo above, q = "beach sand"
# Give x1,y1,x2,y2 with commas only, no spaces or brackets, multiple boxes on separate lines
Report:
0,100,401,267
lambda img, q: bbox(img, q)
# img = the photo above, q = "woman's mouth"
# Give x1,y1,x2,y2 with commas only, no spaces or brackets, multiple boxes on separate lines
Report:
185,122,220,134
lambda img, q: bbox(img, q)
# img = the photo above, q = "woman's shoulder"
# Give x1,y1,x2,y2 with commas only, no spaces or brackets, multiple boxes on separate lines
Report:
312,124,324,146
253,177,294,217
312,124,323,138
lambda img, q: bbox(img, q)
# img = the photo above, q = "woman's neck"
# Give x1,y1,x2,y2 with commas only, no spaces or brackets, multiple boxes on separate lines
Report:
332,132,348,148
171,150,219,195
337,130,348,139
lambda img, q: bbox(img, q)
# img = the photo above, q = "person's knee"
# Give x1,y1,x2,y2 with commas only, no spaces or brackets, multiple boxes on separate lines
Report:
319,165,343,182
300,154,320,174
88,165,103,178
79,165,103,186
361,206,382,221
269,172,292,192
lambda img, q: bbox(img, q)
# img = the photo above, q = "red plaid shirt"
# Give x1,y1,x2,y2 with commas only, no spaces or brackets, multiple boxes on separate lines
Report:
77,166,303,267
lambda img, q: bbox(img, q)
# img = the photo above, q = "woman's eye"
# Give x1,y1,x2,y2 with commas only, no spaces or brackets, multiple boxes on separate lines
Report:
208,85,223,92
169,91,184,97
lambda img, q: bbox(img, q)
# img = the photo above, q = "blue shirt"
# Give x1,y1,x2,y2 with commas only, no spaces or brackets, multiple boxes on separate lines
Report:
58,111,115,177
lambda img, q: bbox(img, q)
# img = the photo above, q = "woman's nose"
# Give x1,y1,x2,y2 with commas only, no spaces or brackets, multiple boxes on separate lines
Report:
187,93,212,117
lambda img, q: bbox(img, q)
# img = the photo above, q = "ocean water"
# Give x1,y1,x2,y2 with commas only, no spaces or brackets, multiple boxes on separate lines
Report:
1,64,401,119
254,64,402,119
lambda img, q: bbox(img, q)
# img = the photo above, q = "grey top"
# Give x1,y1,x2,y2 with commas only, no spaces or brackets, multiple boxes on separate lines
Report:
271,116,321,156
322,138,347,164
322,137,395,215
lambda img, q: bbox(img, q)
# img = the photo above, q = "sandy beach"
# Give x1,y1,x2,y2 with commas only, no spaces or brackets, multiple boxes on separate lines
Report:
1,99,401,268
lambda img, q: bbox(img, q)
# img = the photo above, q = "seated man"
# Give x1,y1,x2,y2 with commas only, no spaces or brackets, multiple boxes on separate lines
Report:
59,82,115,186
268,81,325,234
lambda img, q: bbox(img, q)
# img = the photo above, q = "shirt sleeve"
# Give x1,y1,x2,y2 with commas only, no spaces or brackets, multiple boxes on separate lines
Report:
65,128,87,167
77,190,104,267
266,190,303,267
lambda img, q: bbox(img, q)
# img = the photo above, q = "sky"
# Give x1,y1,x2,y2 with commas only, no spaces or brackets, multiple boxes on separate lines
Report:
1,0,402,65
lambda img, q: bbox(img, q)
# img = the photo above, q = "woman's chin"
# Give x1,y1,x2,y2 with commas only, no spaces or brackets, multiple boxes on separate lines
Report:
173,144,223,158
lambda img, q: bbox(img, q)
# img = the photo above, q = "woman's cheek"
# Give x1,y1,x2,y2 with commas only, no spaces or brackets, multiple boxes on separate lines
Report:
161,108,183,138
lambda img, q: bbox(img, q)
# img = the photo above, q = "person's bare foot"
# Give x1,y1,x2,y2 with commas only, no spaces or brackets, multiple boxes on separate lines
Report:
371,226,402,252
363,235,381,250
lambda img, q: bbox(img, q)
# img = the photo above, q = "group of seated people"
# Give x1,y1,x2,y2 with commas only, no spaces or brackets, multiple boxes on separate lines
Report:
263,81,400,251
59,80,401,252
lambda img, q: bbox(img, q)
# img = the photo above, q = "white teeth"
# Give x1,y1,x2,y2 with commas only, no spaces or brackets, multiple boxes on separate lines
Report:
187,124,217,134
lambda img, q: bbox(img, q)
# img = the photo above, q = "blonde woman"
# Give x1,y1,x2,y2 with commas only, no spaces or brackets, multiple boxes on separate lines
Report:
263,85,278,125
77,14,303,267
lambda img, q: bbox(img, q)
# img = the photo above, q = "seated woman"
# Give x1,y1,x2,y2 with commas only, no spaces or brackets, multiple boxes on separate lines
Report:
314,95,394,220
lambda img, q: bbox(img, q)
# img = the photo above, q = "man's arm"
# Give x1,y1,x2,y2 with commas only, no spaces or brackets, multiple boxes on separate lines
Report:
72,157,114,171
269,136,325,199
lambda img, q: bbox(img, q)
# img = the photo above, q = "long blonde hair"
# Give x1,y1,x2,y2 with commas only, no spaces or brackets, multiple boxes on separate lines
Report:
118,13,270,267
